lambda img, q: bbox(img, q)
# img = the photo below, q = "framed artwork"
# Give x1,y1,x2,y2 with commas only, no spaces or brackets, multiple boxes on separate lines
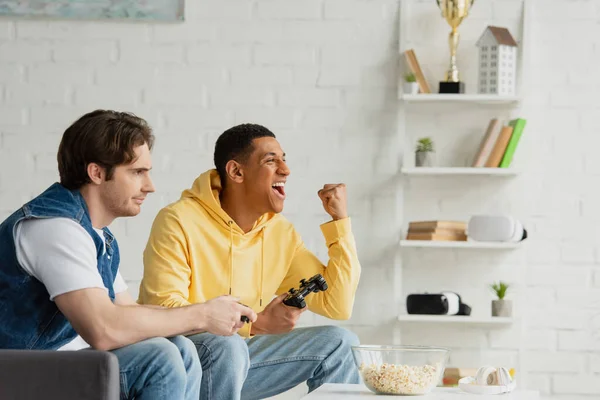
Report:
0,0,184,22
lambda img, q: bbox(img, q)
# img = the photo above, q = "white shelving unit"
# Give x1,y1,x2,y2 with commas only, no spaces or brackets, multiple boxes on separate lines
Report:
400,240,520,250
393,0,532,387
401,94,520,104
397,314,514,327
401,167,518,177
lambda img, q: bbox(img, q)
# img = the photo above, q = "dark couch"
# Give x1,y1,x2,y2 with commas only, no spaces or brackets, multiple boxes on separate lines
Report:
0,350,119,400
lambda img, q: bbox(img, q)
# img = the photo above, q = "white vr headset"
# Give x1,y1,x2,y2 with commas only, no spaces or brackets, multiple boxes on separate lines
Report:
467,215,527,243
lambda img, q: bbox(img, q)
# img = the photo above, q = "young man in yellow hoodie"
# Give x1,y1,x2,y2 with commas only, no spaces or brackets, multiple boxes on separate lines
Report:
139,123,361,399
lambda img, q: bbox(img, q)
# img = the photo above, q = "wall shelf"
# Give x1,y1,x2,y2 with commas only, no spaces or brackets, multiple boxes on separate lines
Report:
397,314,514,327
400,94,520,104
393,0,532,383
400,240,520,249
401,167,518,177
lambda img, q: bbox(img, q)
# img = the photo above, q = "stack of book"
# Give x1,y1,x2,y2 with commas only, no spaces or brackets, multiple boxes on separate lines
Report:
472,117,527,168
406,220,467,241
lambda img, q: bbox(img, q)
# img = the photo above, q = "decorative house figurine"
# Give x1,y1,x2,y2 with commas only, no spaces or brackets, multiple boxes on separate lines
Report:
476,26,518,96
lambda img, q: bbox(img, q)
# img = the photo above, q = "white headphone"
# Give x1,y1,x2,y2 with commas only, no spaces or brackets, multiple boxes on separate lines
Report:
458,366,516,395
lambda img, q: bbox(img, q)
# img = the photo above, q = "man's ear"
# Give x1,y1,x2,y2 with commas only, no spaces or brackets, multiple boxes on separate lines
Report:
225,160,244,184
87,163,105,185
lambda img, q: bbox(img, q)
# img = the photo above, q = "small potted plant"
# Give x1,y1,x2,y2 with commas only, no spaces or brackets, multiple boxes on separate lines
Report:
415,137,435,167
403,72,419,95
490,281,512,317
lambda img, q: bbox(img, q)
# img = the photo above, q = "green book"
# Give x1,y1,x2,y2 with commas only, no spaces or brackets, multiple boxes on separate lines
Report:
499,118,526,168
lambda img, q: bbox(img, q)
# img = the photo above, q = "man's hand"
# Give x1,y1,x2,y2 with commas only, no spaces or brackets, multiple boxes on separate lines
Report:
251,294,306,335
318,183,348,221
197,295,257,336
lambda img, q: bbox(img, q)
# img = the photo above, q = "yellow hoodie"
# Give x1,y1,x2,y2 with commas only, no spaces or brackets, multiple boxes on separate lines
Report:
138,169,361,337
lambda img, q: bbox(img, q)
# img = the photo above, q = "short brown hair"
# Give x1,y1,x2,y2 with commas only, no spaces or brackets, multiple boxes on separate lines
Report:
58,110,155,190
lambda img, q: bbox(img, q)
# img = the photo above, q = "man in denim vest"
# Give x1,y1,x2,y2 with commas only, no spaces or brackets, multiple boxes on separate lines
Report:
0,110,257,399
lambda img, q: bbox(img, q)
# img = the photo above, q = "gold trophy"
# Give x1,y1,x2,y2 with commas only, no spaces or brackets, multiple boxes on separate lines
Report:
436,0,475,93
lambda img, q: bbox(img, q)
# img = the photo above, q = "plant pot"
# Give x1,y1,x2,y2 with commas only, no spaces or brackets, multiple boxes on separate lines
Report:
415,151,434,167
492,300,512,317
403,81,419,95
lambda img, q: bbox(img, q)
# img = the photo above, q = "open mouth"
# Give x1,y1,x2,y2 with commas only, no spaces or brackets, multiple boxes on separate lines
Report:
271,182,286,199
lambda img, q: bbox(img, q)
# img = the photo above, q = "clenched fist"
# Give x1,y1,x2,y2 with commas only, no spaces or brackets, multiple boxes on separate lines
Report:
318,183,348,221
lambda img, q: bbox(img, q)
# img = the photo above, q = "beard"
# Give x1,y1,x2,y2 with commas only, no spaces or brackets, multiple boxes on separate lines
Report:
100,184,140,218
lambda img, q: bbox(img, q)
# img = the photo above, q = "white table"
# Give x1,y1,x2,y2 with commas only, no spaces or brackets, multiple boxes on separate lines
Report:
303,384,540,399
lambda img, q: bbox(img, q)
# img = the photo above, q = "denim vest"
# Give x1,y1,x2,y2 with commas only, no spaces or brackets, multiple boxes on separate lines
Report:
0,183,119,350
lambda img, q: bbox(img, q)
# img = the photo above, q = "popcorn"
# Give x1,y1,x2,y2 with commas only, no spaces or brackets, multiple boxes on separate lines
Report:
359,362,442,395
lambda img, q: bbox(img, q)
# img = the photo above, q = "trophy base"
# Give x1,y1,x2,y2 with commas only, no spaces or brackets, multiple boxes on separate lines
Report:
439,81,465,94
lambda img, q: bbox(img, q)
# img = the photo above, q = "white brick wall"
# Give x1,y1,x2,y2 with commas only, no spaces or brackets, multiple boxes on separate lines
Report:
1,0,599,398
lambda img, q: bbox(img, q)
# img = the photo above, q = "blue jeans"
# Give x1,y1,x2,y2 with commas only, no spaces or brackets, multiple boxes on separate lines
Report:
188,326,361,400
110,336,202,400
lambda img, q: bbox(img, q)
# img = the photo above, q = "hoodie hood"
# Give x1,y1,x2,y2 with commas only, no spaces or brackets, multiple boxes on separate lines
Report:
181,169,276,235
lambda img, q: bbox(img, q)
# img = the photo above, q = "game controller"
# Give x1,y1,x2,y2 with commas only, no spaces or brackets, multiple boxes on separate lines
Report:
283,274,328,308
239,303,251,323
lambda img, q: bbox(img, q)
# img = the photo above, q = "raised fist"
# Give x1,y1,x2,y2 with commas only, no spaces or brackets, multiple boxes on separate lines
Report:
317,184,347,221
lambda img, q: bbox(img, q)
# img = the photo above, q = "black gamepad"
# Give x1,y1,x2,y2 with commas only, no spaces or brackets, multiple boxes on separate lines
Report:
239,303,250,323
283,274,328,309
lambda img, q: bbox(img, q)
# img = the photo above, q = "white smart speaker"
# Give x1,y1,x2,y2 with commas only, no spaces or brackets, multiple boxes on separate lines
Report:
467,215,527,243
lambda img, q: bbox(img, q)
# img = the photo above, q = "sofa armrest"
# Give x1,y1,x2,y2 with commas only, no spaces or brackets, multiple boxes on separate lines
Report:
0,350,119,400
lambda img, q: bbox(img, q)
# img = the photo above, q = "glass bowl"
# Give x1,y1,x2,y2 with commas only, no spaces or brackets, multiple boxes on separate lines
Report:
351,345,449,396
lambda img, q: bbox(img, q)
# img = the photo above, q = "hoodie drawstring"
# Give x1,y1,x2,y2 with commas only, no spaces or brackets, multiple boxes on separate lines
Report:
260,228,265,307
228,221,233,295
227,220,265,307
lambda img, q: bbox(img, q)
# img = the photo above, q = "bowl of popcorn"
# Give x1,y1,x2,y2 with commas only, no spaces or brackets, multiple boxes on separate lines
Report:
351,345,449,395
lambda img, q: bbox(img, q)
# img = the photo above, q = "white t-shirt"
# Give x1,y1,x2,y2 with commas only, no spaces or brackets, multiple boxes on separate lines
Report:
14,217,128,350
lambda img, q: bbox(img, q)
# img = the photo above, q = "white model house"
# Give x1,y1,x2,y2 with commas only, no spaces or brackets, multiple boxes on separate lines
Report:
476,26,518,96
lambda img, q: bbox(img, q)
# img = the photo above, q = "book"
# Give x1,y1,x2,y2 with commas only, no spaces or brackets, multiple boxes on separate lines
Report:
472,118,502,167
484,126,514,167
404,49,431,94
406,232,467,241
408,220,467,231
407,227,466,236
499,118,527,168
